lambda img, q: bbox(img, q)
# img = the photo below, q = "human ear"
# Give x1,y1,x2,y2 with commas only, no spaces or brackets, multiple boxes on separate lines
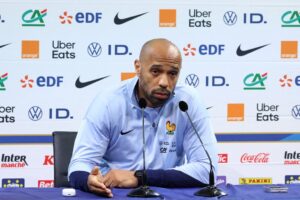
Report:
134,59,141,77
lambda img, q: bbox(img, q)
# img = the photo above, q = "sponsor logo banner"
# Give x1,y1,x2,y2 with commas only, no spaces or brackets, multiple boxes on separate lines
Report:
0,154,28,168
38,180,54,188
239,177,272,184
227,104,244,121
285,175,300,184
159,9,176,27
240,153,270,163
2,178,25,188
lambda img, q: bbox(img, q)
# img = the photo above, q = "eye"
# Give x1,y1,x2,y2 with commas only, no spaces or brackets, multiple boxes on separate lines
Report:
169,71,178,78
151,69,159,76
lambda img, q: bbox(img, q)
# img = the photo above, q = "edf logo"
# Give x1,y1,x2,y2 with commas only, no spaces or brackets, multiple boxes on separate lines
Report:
183,44,225,56
75,12,102,23
59,11,102,24
37,76,63,87
20,75,63,88
199,44,225,55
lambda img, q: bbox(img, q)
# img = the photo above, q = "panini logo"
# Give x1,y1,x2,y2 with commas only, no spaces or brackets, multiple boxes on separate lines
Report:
22,40,39,59
159,9,176,27
121,72,136,81
227,103,244,121
281,41,298,58
239,177,272,185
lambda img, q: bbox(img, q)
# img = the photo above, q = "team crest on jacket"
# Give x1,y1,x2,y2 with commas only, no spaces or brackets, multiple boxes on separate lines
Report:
166,120,176,135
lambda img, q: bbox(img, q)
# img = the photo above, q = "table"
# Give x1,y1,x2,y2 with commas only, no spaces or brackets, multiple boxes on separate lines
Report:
0,184,299,200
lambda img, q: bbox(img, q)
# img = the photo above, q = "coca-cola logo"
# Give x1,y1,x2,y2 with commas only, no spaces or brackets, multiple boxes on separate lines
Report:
240,153,270,163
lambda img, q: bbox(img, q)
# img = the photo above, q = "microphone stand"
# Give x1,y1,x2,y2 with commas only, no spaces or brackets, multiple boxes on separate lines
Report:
127,99,160,198
179,101,227,197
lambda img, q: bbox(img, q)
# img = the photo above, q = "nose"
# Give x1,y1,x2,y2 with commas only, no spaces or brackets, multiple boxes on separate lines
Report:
158,74,169,88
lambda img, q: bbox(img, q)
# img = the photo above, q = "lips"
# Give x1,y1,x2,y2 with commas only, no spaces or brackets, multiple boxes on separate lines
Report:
153,92,169,99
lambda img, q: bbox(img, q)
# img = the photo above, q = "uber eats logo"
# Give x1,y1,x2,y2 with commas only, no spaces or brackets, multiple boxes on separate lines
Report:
0,106,15,123
52,40,75,59
256,103,279,121
188,9,212,28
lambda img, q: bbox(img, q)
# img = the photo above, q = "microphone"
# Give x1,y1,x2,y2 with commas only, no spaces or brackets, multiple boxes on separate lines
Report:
179,101,227,197
138,98,147,186
127,98,160,198
138,98,147,109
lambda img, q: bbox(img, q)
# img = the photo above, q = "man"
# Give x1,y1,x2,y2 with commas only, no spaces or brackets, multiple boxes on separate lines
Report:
68,38,218,197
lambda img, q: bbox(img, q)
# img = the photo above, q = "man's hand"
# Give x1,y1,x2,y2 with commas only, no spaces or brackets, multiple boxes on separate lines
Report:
87,167,113,198
103,169,138,188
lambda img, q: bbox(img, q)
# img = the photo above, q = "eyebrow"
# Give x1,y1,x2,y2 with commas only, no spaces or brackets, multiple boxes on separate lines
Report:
150,64,179,70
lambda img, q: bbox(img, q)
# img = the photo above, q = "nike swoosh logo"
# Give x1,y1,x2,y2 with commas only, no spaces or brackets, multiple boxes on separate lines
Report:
236,44,270,56
75,75,109,88
114,12,148,25
120,129,134,135
206,106,213,110
0,43,11,48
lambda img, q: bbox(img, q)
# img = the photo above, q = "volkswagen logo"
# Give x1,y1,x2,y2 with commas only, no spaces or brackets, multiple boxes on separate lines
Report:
223,11,237,25
28,106,43,121
185,74,199,88
87,42,102,57
291,105,300,119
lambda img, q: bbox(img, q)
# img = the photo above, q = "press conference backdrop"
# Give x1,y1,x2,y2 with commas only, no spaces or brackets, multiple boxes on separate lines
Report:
0,0,300,188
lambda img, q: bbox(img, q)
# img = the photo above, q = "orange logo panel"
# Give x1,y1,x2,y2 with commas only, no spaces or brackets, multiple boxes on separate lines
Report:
159,9,176,27
281,41,298,58
227,103,244,121
22,40,39,59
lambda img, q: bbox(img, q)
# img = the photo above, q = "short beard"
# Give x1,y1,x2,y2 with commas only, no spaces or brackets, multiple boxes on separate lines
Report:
137,81,170,108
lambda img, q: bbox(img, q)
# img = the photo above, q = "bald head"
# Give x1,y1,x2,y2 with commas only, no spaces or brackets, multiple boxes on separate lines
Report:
134,38,182,107
139,38,182,65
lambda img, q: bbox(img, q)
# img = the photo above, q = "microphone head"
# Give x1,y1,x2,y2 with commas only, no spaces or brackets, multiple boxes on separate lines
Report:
179,101,188,112
138,98,147,108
